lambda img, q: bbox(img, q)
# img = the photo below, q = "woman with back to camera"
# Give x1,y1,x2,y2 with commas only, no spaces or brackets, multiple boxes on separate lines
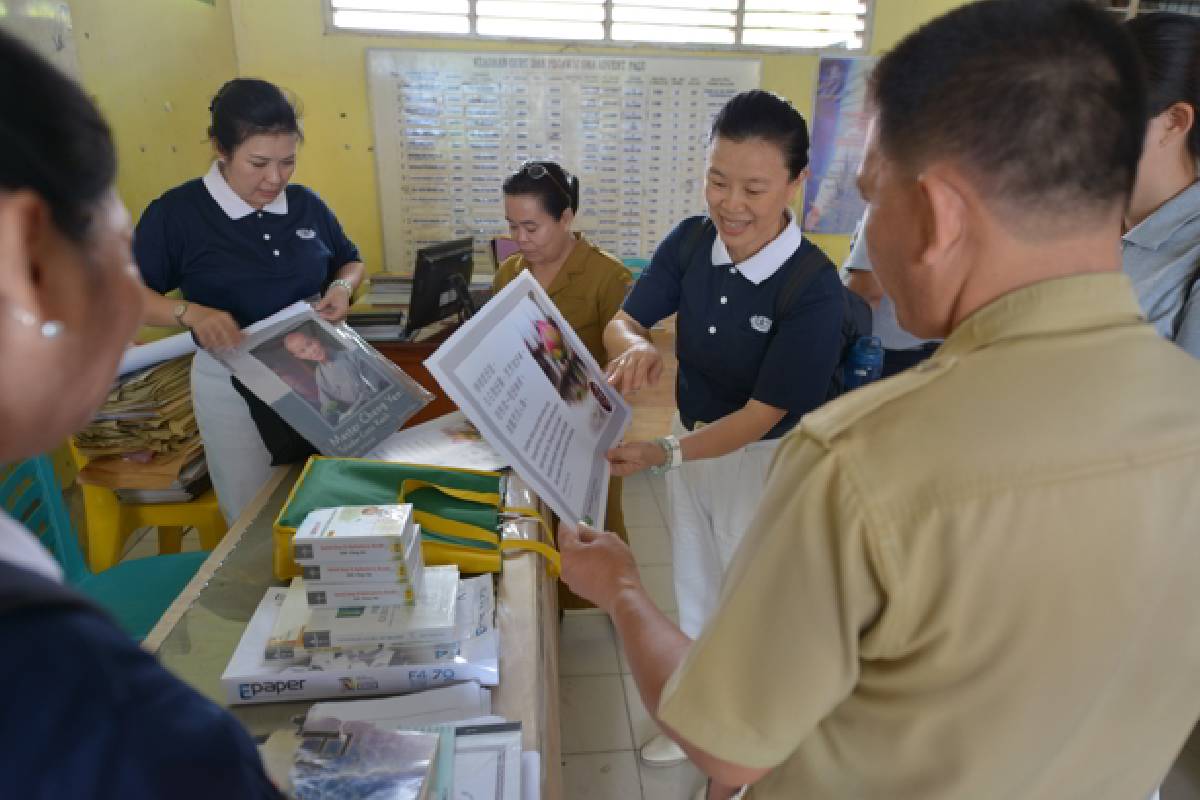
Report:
493,160,633,607
1124,12,1200,358
603,90,845,768
134,78,365,523
0,30,282,798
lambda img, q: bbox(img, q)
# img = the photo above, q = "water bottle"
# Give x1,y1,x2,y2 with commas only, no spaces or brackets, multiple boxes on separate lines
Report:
843,336,884,391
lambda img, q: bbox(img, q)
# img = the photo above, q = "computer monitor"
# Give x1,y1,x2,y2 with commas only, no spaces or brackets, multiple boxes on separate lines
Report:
406,237,476,336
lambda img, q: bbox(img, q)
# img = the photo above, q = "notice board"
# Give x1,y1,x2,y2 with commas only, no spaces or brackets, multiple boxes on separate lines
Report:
366,49,760,273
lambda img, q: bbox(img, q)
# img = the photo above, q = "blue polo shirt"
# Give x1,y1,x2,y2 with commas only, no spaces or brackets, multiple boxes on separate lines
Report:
623,215,844,440
134,164,360,327
0,563,282,799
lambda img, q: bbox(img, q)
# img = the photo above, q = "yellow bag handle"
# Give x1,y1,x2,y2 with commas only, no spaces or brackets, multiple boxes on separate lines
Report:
410,509,501,547
398,479,501,508
399,480,561,576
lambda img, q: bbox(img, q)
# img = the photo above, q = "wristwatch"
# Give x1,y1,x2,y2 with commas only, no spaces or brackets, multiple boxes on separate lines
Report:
649,434,683,475
328,278,355,297
172,301,190,327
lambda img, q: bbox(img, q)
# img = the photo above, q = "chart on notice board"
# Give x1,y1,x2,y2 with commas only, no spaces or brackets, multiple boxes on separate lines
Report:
366,49,760,273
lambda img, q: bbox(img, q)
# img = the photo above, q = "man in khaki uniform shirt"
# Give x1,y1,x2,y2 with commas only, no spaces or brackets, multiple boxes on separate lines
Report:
560,2,1200,799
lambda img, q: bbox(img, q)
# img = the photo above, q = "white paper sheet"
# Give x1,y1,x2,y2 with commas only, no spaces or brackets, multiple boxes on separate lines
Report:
117,330,198,377
366,411,508,471
304,682,492,731
424,271,631,527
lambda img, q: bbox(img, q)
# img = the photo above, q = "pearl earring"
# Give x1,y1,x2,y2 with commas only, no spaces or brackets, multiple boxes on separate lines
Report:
41,320,64,339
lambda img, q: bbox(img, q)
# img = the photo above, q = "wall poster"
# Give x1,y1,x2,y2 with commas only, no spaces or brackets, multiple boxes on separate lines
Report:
802,56,877,236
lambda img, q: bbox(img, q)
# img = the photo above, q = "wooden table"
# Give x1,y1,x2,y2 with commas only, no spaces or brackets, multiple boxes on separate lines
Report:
373,322,461,429
145,465,563,799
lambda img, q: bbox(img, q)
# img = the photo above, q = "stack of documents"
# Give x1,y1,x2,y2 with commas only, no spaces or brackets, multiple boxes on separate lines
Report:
73,355,211,503
294,505,426,608
223,574,497,705
347,309,408,342
366,273,413,307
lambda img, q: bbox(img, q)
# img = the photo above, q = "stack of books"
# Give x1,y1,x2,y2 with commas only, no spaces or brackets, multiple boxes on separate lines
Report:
266,505,460,659
347,309,408,342
295,504,426,610
366,273,413,307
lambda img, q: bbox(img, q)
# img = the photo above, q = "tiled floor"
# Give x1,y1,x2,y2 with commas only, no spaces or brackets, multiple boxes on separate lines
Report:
559,469,705,800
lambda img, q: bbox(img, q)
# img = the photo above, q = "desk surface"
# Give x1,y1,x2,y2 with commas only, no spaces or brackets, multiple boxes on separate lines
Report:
145,464,562,799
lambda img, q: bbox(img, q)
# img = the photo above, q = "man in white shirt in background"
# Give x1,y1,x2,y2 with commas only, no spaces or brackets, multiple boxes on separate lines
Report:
844,211,941,377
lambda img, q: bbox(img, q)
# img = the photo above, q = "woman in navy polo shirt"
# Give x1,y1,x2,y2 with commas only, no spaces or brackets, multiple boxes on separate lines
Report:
603,90,844,768
134,79,365,523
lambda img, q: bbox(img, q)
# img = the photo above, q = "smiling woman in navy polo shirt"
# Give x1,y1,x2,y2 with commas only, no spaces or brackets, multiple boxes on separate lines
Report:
134,79,365,523
602,90,844,769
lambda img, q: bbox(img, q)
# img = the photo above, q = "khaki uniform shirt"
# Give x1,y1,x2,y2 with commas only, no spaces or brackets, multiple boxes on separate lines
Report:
659,273,1200,800
492,234,632,368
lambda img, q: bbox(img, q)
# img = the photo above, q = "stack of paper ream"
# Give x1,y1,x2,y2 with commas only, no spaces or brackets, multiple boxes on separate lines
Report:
294,505,425,608
222,574,496,705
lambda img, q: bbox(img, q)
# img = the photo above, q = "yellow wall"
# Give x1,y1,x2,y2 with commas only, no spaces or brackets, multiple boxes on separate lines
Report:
69,0,238,217
71,0,969,270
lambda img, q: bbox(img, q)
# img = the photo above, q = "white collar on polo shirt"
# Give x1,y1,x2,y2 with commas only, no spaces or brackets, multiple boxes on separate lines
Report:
710,208,804,285
202,161,288,220
0,509,64,583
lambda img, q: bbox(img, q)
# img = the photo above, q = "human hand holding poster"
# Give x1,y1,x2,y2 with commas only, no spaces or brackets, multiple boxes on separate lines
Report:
215,302,433,457
424,271,631,528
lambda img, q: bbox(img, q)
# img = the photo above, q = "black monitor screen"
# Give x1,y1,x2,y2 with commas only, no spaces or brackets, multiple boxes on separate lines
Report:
407,237,474,334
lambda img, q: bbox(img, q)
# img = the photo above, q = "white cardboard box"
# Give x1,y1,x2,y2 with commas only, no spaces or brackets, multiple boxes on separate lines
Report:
292,504,419,564
305,581,416,608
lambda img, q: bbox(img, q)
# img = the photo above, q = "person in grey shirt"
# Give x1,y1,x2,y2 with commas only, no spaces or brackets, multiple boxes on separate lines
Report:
844,211,942,378
283,328,381,423
1123,13,1200,358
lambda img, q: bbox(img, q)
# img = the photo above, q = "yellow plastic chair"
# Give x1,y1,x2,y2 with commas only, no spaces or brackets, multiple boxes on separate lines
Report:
67,443,227,573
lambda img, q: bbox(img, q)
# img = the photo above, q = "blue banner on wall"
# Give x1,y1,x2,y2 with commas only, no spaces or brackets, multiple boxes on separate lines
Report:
802,56,876,236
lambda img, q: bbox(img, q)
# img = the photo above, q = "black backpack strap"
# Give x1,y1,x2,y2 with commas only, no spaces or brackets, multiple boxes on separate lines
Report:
774,241,836,320
1172,260,1200,340
677,217,716,279
0,560,101,618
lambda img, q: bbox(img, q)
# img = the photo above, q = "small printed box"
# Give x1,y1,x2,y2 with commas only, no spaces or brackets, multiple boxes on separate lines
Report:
301,557,421,586
292,505,418,564
300,566,460,649
305,582,417,609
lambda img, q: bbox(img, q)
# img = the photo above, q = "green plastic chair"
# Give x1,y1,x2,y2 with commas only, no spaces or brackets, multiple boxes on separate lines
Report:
622,257,650,281
0,456,208,641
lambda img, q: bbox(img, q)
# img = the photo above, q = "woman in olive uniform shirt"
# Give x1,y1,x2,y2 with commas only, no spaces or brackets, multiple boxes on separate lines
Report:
493,161,633,606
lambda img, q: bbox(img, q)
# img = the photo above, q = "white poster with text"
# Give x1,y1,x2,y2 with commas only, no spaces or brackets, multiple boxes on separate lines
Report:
424,271,630,527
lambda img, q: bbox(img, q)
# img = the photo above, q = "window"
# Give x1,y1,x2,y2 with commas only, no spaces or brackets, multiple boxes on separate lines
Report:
328,0,870,51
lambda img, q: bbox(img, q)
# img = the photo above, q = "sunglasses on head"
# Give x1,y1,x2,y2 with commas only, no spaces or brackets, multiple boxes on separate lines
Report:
521,161,572,204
